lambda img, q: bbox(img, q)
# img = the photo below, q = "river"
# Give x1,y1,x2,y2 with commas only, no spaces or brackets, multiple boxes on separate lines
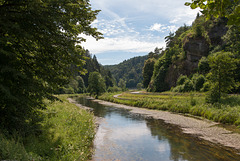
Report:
74,96,240,161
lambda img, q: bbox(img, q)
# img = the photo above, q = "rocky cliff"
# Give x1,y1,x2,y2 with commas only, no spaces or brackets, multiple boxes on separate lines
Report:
164,18,228,88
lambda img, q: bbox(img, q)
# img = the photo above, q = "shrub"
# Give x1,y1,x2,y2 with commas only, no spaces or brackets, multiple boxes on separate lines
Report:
182,79,194,92
177,75,188,86
192,74,206,91
107,86,121,93
0,133,34,161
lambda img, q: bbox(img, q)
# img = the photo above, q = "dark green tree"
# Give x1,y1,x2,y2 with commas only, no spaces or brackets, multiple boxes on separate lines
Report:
118,79,126,91
137,83,143,90
198,57,210,74
88,72,106,97
76,76,86,93
0,0,102,133
142,58,156,88
206,52,237,103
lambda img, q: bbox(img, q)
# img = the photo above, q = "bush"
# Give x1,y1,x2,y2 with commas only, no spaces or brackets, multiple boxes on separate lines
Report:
183,79,194,92
198,57,210,74
201,81,210,92
107,86,121,93
0,133,34,160
177,75,188,86
192,74,206,91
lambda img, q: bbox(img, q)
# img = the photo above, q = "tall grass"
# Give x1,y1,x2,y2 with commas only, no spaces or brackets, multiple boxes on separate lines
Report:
0,94,96,161
99,92,240,127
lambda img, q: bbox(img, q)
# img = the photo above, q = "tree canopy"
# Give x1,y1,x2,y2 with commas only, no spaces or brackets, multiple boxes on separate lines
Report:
88,72,106,97
0,0,102,133
206,52,237,102
185,0,240,25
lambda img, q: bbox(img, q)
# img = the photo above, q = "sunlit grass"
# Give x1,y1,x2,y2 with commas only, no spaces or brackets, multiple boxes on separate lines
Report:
0,94,96,161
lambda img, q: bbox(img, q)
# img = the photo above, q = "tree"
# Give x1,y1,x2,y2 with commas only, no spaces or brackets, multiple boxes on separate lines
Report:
198,57,210,74
185,0,240,25
76,76,86,93
137,83,143,90
165,32,175,48
88,72,106,97
0,0,102,133
118,79,126,91
142,58,156,88
206,52,237,103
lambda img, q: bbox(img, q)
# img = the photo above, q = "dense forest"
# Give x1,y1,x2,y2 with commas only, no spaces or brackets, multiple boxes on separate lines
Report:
55,50,115,94
105,55,148,88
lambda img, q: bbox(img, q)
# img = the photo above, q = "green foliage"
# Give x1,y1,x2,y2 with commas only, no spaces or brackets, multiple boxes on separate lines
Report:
137,83,143,90
173,74,206,92
88,72,106,97
149,51,173,92
0,132,33,160
142,58,156,88
0,95,96,160
105,55,148,88
0,0,101,133
99,92,240,126
206,52,237,103
201,81,210,92
192,74,206,91
81,51,114,89
222,25,240,55
177,75,189,86
56,76,86,94
107,86,121,93
118,78,127,91
198,57,210,74
185,0,240,26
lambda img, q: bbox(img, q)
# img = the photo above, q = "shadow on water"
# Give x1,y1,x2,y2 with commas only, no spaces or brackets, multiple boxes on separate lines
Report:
74,96,240,161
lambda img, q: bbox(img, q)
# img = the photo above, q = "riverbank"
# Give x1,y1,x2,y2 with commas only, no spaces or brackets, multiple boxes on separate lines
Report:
95,96,240,152
100,92,240,126
0,95,95,161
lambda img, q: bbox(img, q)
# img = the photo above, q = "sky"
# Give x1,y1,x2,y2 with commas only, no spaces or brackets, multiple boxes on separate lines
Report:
81,0,200,65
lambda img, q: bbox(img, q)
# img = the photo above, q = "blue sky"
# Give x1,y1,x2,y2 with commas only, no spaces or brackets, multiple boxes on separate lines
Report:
81,0,199,65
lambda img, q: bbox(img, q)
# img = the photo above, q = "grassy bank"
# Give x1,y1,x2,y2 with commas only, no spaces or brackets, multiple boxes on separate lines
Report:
0,94,95,161
99,92,240,127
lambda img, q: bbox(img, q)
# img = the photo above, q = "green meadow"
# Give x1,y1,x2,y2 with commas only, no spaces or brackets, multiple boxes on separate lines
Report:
99,92,240,127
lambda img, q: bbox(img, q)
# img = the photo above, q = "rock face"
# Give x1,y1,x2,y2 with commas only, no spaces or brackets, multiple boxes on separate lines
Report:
163,18,228,89
184,36,209,63
165,36,209,87
208,18,228,46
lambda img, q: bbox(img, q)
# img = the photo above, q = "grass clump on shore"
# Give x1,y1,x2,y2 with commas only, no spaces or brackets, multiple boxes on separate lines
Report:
99,92,240,127
0,94,95,161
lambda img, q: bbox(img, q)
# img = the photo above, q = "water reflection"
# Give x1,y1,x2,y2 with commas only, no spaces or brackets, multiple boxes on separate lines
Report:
75,96,240,161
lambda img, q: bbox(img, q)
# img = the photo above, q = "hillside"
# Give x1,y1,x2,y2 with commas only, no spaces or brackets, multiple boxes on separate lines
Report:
105,55,148,88
144,13,240,93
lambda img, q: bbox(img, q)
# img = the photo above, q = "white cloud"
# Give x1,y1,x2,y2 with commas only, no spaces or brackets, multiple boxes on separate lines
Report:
150,23,164,32
149,23,178,33
92,18,137,37
81,35,165,54
86,0,200,64
91,0,199,25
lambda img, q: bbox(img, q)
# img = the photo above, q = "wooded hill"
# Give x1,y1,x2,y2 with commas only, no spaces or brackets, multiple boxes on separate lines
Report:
143,12,240,94
56,50,115,94
105,55,148,88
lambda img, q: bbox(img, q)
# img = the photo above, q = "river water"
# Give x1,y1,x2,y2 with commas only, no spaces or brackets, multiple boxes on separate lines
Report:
75,96,240,161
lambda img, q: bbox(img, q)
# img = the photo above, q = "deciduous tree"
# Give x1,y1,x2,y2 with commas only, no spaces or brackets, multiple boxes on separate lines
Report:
206,52,237,103
0,0,102,133
88,72,106,97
